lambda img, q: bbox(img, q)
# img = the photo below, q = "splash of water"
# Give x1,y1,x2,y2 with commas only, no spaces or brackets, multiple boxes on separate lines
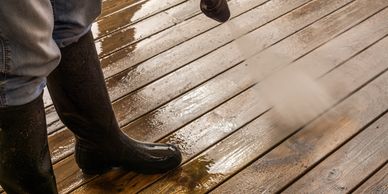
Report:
226,21,335,128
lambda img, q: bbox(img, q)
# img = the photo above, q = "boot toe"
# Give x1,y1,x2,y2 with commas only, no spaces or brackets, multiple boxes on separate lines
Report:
129,143,182,174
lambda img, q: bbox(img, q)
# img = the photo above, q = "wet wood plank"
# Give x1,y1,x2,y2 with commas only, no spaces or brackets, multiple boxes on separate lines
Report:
47,0,314,165
44,0,270,136
99,0,185,20
111,0,356,128
104,0,310,102
95,0,199,57
95,0,186,39
84,6,388,194
211,36,388,194
44,1,388,192
70,62,260,194
49,0,342,170
99,0,271,78
282,113,388,193
354,164,388,194
100,0,143,18
142,56,388,194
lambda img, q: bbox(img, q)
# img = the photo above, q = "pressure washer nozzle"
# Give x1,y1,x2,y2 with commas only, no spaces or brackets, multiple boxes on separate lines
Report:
200,0,231,23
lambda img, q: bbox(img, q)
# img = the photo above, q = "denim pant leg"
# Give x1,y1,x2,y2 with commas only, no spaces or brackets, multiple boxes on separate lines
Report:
52,0,102,48
0,0,61,107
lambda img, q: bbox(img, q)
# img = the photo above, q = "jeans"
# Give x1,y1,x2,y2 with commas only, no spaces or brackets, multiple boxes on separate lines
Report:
0,0,101,107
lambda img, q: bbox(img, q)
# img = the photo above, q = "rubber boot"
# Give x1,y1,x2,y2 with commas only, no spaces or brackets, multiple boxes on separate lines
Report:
200,0,231,22
0,94,58,194
47,31,182,175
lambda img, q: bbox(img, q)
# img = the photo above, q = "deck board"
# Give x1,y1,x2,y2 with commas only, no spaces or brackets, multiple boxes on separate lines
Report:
48,0,312,167
46,0,364,192
354,163,388,193
72,1,388,193
282,113,388,193
2,0,388,193
211,36,388,193
43,0,270,137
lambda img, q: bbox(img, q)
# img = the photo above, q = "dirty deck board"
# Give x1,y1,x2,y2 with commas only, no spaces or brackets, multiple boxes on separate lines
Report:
354,163,388,194
72,1,388,193
59,1,385,192
1,0,387,193
282,113,388,193
48,0,371,191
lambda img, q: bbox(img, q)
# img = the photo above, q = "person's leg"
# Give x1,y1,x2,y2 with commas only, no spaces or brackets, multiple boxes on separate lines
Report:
0,1,60,193
48,0,182,175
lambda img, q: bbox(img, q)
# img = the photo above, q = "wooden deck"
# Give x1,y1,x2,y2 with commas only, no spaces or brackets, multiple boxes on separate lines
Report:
2,0,388,193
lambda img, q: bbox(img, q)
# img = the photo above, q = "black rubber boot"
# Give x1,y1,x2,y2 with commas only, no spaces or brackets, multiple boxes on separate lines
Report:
0,94,58,194
47,31,182,175
200,0,230,22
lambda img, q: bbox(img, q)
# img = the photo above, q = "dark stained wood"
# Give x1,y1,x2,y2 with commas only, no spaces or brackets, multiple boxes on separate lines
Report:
210,36,388,194
354,164,388,194
282,113,388,193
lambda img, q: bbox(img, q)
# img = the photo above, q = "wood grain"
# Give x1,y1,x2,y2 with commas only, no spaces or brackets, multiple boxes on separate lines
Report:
45,0,388,192
211,36,388,194
283,113,388,193
47,0,314,165
99,0,268,78
140,14,388,194
44,0,272,136
111,0,356,128
354,164,388,194
95,0,198,57
95,5,388,193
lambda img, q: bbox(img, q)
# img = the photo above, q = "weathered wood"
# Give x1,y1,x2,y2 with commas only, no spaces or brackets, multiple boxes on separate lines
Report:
95,0,198,57
354,164,388,194
95,0,186,39
99,0,275,78
54,52,257,194
44,0,271,135
210,37,388,194
139,12,388,194
112,0,356,128
283,113,388,193
44,0,388,193
104,0,310,102
100,0,143,18
145,42,388,193
69,64,260,194
99,0,185,20
45,0,388,137
91,6,388,194
47,0,316,164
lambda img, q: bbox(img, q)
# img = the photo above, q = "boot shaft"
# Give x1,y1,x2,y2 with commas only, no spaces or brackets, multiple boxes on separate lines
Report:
0,94,58,194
